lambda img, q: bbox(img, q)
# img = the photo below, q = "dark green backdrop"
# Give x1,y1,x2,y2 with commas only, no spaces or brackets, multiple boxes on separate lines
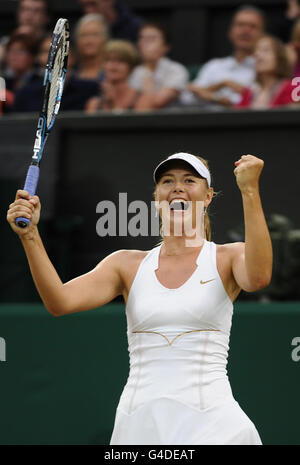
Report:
0,302,299,445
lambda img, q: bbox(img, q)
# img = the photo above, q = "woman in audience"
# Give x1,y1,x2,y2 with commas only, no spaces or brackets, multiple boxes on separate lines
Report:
237,35,294,109
129,23,189,110
74,13,109,84
85,39,139,112
3,33,37,95
13,35,99,112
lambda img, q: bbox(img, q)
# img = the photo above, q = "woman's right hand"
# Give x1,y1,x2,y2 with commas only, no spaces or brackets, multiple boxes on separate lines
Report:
7,190,41,237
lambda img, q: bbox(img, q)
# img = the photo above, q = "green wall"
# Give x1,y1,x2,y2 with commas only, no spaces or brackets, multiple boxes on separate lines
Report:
0,302,299,445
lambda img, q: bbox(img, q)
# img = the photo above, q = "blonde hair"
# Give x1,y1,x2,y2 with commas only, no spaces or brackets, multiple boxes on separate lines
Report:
75,13,109,42
154,155,217,242
104,40,139,71
197,156,212,241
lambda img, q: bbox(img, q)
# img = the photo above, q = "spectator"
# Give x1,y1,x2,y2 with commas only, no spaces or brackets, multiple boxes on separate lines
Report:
85,39,139,112
0,89,14,116
74,13,108,83
16,0,50,40
0,0,49,70
275,0,300,43
129,23,189,110
287,18,300,77
78,0,143,42
13,35,100,112
182,5,265,109
3,33,37,95
236,35,294,109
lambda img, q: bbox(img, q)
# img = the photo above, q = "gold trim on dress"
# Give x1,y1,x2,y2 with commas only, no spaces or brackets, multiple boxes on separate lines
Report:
132,329,220,346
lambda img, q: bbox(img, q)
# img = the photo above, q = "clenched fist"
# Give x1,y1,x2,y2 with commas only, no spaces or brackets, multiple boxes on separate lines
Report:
234,154,264,193
7,190,41,237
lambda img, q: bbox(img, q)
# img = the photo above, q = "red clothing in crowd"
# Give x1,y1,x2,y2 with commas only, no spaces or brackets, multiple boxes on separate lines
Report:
237,79,295,108
0,89,14,115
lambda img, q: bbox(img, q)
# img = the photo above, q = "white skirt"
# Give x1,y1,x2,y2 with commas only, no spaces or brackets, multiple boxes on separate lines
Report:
110,396,262,445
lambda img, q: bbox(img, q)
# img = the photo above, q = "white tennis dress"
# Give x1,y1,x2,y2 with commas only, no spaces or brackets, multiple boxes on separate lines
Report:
110,239,262,445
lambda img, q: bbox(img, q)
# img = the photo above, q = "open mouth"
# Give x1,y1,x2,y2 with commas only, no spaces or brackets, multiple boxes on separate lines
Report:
169,200,190,211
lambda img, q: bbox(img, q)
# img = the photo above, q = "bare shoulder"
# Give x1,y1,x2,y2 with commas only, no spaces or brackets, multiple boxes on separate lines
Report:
216,241,245,261
112,250,151,302
97,248,150,272
111,248,149,263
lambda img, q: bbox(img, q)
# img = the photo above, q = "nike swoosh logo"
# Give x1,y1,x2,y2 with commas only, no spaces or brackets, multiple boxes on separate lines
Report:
200,279,215,285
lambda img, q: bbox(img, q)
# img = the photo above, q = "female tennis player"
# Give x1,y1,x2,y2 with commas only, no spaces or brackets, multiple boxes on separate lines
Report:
7,152,272,445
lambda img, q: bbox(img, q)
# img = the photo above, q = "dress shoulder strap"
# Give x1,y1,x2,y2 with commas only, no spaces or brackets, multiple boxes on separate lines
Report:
208,240,217,268
152,243,162,270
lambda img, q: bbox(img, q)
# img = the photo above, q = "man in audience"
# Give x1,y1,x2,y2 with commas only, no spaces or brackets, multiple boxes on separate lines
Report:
16,0,49,36
130,23,189,110
182,5,265,109
78,0,143,42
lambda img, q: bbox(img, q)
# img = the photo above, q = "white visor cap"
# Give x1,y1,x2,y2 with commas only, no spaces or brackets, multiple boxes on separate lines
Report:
153,152,211,187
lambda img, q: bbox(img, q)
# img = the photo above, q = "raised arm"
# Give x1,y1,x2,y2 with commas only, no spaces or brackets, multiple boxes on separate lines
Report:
230,155,273,292
7,190,124,316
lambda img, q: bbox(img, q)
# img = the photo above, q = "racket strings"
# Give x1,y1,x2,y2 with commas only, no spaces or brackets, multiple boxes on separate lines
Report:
47,43,64,127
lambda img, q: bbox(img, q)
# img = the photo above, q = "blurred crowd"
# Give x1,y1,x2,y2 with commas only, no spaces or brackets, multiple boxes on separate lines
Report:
1,0,300,115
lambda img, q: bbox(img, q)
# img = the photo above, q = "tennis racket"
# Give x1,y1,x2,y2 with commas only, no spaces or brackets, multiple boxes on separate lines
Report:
15,18,69,228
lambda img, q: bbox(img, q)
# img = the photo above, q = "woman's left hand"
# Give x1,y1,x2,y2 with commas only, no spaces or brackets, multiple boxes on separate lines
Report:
234,154,264,193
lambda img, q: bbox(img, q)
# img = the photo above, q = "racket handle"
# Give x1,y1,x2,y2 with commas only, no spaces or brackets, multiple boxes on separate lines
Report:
15,165,40,228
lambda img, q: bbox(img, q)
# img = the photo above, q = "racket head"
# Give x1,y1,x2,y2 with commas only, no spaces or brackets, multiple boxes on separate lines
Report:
44,18,69,131
33,18,69,165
